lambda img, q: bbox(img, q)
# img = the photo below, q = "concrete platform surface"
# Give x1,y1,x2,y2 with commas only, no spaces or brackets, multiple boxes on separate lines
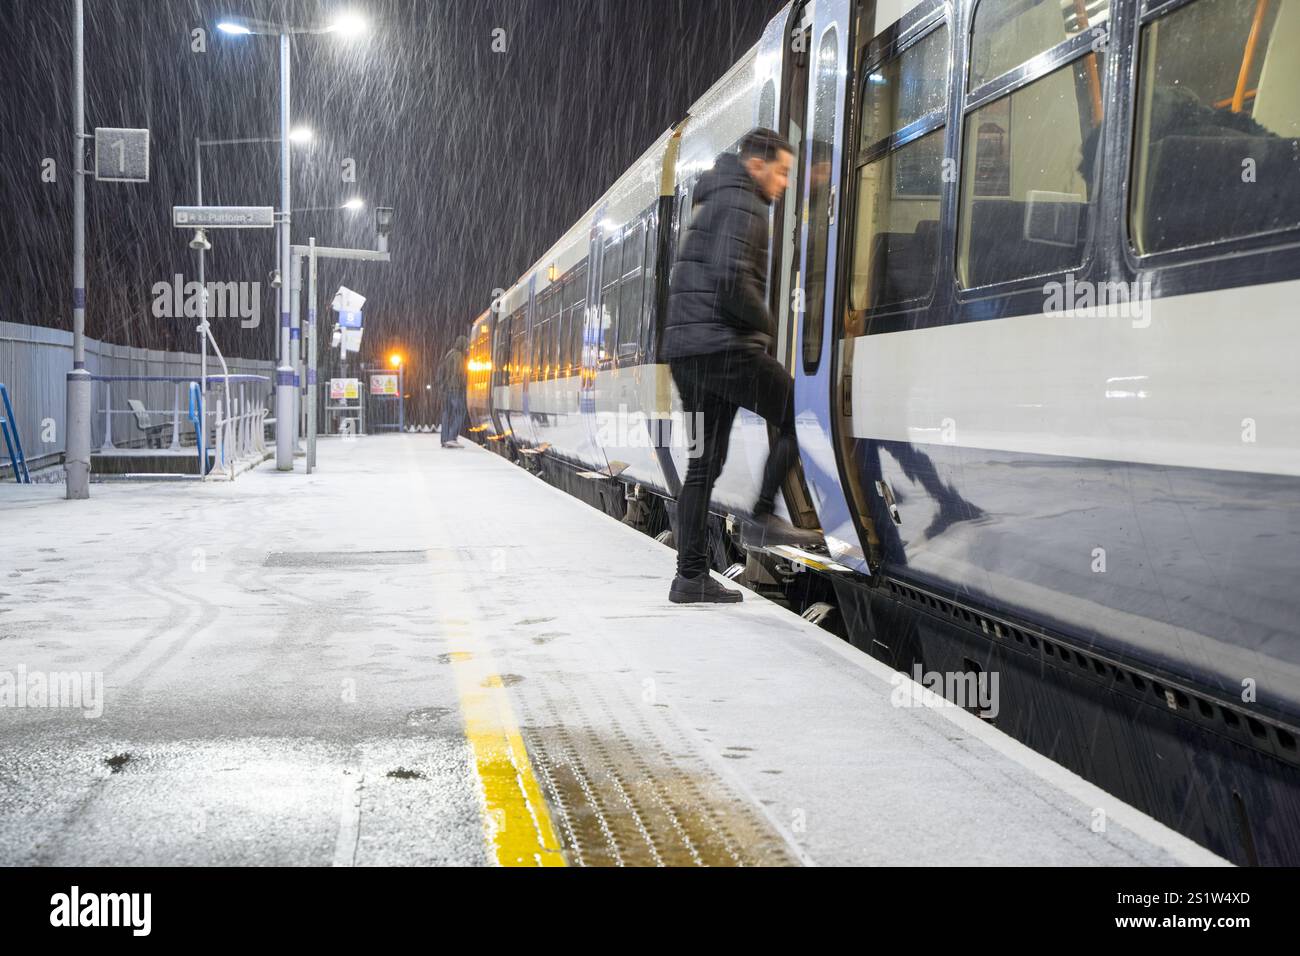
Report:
0,436,1226,866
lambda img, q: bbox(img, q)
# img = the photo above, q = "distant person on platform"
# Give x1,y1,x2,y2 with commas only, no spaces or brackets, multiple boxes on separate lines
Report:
437,335,469,448
661,127,822,606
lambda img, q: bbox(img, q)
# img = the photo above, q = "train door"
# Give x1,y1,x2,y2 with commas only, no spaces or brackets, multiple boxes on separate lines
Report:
575,209,615,472
773,5,811,374
784,0,871,571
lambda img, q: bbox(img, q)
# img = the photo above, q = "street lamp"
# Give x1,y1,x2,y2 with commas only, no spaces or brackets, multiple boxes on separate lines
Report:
216,13,368,472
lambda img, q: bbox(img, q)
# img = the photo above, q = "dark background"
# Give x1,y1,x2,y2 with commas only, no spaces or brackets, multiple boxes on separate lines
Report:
0,0,783,398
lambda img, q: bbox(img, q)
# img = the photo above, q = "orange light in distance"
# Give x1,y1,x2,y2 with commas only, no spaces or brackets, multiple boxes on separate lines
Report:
389,353,403,368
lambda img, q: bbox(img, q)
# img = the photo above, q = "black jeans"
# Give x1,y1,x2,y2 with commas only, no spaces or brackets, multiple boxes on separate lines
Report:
669,347,799,578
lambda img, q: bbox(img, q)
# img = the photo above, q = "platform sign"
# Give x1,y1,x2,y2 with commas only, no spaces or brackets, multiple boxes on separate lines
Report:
329,378,360,400
370,374,399,396
338,310,363,329
172,206,275,229
94,127,150,182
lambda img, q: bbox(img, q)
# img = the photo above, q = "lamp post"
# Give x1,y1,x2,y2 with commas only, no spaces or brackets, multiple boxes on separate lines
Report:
65,0,90,498
216,13,367,472
193,132,312,399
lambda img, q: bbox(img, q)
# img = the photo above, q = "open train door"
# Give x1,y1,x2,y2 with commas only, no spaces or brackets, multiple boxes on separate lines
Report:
772,0,871,573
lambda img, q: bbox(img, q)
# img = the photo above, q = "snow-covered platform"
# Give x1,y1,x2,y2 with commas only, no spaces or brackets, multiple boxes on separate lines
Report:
0,436,1225,865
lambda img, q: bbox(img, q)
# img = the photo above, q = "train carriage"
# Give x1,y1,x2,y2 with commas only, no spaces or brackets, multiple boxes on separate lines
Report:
468,0,1300,865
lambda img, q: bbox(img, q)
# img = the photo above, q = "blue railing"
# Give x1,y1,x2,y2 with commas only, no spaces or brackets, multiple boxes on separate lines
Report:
0,383,31,483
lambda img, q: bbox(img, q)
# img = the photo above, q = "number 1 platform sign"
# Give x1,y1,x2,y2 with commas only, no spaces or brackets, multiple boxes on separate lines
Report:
94,127,150,183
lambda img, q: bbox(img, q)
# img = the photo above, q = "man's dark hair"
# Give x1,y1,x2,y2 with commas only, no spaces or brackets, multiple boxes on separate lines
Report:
739,127,794,164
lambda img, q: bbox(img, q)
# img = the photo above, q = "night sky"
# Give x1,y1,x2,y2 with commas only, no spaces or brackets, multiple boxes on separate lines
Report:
0,0,784,390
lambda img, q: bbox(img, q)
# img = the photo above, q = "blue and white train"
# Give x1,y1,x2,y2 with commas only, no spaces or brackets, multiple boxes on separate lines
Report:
465,0,1300,865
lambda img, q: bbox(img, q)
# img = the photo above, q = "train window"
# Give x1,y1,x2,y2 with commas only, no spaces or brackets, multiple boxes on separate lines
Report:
546,286,562,379
802,26,838,374
618,221,646,361
642,218,658,358
510,307,525,384
760,79,777,130
557,278,570,377
539,314,552,382
848,25,949,320
1131,0,1300,255
599,232,622,366
529,303,542,382
567,263,587,374
970,0,1111,91
860,25,948,152
957,50,1104,288
494,317,509,388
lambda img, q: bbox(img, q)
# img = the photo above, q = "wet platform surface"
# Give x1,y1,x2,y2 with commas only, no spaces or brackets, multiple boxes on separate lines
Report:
0,436,1225,865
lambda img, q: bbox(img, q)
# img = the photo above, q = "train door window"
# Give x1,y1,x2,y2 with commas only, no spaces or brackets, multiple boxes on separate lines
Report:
510,307,525,384
548,284,563,378
533,292,546,381
560,272,577,376
540,311,553,381
537,290,551,380
759,79,777,130
956,1,1109,290
802,25,839,374
642,217,658,358
777,17,810,369
599,231,622,367
847,24,949,327
617,220,646,362
568,263,587,373
529,304,542,382
675,180,693,255
1131,0,1300,255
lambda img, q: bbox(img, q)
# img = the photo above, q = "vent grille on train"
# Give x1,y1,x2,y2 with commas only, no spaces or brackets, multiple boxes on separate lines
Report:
883,578,1299,766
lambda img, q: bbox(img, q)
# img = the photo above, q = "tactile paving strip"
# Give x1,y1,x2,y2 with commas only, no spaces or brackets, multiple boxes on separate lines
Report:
520,673,796,867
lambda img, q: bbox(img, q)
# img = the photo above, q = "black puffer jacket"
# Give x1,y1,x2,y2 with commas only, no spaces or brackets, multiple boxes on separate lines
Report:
661,152,775,359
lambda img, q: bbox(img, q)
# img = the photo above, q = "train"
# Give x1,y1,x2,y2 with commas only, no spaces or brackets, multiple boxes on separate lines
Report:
463,0,1300,865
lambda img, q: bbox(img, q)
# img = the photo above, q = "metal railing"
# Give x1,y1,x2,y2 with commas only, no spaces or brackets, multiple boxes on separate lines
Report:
91,374,272,479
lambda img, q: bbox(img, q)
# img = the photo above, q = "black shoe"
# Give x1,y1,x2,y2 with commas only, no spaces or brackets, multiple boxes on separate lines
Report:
740,512,824,550
669,573,743,604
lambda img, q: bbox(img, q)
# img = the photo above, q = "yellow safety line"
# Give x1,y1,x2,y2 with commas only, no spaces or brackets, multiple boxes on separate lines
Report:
448,654,566,867
405,447,565,867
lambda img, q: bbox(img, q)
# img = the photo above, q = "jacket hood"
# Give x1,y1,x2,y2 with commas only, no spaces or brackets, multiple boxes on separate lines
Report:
452,336,468,352
693,151,766,206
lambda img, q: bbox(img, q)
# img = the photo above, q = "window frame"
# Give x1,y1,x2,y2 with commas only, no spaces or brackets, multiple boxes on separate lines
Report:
1122,0,1300,266
802,23,841,376
847,14,952,326
953,0,1112,297
616,219,647,364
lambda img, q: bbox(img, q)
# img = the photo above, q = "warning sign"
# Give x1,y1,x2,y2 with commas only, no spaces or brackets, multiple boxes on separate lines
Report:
370,374,399,396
